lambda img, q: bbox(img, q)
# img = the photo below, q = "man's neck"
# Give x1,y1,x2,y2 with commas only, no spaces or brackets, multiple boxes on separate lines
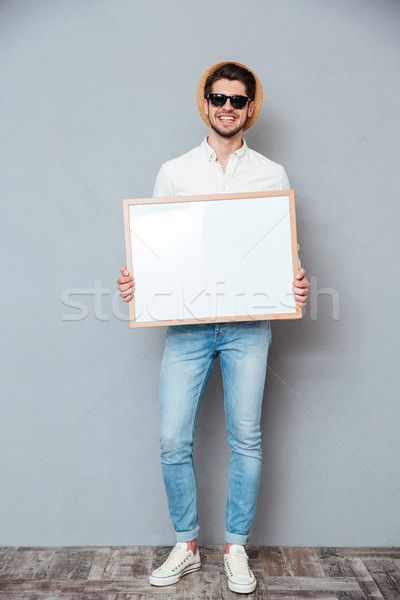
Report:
207,129,244,172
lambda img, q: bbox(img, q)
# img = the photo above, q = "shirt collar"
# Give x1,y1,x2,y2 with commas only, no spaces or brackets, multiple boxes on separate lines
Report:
201,136,248,163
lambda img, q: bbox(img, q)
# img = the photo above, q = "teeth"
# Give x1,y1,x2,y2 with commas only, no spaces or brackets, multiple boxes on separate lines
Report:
220,116,235,121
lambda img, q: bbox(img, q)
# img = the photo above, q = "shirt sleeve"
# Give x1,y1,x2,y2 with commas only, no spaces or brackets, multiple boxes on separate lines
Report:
281,167,302,268
281,167,290,191
152,162,173,198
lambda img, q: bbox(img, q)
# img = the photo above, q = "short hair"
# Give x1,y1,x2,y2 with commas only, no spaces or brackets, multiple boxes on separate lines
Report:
204,63,256,101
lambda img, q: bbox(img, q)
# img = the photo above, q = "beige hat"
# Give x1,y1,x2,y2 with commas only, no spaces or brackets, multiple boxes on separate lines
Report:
196,61,263,131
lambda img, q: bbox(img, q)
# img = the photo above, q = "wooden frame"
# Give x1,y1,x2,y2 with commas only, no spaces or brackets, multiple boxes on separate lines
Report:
123,190,302,328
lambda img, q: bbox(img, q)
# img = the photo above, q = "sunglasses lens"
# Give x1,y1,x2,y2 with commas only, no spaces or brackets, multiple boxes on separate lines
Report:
231,96,248,109
209,94,226,107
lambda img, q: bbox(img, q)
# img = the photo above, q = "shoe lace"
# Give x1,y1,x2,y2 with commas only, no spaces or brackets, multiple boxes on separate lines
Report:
160,549,189,571
228,552,251,576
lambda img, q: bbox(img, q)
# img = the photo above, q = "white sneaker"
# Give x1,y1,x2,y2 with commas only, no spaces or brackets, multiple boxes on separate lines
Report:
224,545,257,594
149,542,201,586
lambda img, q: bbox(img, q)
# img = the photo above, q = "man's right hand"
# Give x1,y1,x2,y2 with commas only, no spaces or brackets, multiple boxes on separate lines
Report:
117,266,135,302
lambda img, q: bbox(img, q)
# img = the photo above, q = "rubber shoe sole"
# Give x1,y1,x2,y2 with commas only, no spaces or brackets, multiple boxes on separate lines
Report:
149,559,201,586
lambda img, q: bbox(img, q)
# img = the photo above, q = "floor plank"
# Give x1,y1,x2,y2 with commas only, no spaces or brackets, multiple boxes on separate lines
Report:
316,547,355,578
282,547,326,577
87,547,113,580
45,547,97,579
346,557,385,600
3,548,56,580
101,547,154,581
0,579,86,594
263,575,361,591
0,547,19,578
341,549,400,559
260,546,291,576
267,595,338,600
362,558,400,600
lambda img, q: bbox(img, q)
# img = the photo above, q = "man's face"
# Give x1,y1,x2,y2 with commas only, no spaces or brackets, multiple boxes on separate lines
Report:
203,78,255,138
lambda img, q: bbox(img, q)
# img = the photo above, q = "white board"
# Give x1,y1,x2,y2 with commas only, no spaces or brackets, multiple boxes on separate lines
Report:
123,191,301,327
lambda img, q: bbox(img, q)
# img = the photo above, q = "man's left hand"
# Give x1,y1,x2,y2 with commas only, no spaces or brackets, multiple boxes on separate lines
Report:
292,268,310,308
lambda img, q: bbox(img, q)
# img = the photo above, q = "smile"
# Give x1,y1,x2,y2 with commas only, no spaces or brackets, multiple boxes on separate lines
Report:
218,115,236,122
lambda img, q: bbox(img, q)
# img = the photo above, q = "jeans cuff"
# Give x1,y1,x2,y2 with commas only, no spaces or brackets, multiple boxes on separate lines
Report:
176,526,199,543
225,530,249,545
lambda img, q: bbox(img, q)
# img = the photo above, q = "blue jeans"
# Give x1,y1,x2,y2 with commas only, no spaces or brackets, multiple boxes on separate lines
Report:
158,319,272,545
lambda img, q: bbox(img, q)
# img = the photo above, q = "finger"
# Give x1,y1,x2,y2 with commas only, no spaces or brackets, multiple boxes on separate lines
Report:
294,287,309,300
296,300,307,307
119,281,135,292
293,286,309,296
119,288,135,298
117,274,134,285
296,268,305,280
292,280,310,290
123,294,134,302
120,265,130,276
119,287,135,298
293,281,310,291
293,291,309,302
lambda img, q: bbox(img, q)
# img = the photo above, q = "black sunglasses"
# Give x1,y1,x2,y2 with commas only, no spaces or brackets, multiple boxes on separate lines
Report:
208,93,250,110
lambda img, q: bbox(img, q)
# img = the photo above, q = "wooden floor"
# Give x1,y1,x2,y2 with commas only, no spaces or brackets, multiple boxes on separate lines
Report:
1,546,400,599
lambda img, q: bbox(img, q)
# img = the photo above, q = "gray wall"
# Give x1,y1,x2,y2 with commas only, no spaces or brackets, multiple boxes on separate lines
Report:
1,0,399,546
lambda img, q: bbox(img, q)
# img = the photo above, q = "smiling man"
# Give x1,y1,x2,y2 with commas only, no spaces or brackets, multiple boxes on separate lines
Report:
117,61,310,594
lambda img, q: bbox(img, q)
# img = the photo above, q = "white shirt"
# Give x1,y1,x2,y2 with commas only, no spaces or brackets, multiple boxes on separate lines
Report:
153,137,290,197
152,137,300,264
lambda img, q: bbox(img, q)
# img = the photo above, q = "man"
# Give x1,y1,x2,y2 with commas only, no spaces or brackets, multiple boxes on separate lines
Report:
117,61,310,594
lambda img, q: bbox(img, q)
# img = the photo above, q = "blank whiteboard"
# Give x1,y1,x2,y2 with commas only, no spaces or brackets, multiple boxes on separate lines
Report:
123,191,301,328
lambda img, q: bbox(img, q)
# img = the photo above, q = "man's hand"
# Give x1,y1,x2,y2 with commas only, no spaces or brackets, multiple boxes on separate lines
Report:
117,266,135,302
292,267,310,308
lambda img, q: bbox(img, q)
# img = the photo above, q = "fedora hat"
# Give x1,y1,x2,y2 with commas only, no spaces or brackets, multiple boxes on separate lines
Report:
196,61,263,131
